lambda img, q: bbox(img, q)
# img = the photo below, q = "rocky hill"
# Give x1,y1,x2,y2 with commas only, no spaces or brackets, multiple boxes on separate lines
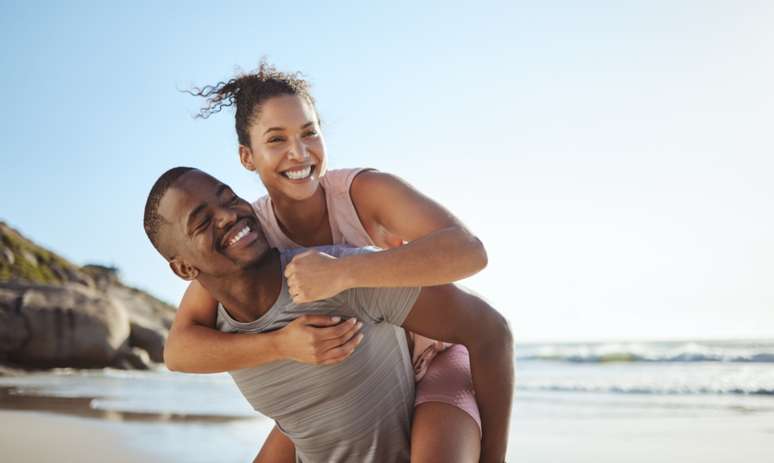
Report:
0,221,176,372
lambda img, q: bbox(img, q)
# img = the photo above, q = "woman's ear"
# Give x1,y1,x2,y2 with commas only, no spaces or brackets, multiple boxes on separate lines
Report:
169,258,200,281
239,145,256,171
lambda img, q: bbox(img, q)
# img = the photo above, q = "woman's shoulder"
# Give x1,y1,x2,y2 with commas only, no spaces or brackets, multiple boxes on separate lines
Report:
320,167,372,194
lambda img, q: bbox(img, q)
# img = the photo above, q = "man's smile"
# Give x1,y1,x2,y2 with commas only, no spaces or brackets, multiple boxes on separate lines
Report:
220,218,259,250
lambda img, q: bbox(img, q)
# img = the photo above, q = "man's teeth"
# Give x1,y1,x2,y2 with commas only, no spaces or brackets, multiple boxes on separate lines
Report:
228,226,250,247
283,166,312,180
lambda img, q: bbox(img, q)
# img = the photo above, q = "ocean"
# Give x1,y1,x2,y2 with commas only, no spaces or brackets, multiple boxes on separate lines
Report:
2,339,773,462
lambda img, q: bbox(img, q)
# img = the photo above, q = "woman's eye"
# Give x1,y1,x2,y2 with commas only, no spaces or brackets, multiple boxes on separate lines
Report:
303,130,318,138
229,196,239,204
197,218,211,233
267,136,285,144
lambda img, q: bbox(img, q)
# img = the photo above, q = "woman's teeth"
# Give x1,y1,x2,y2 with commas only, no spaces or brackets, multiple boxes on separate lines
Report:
228,226,250,247
283,166,312,180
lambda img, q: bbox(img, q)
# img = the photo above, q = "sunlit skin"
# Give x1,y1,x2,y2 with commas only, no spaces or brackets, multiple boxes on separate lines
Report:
157,170,280,323
239,95,332,246
167,93,507,462
156,169,511,463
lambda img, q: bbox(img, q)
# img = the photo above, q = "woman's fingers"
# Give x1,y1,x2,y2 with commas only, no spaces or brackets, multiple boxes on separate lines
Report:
317,322,362,351
298,314,342,327
320,334,365,365
313,318,361,341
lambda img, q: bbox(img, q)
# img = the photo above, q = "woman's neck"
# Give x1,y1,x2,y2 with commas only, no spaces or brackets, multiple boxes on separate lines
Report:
271,186,333,246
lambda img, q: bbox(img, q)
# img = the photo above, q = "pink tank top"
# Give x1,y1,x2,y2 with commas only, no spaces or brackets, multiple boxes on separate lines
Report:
251,168,448,381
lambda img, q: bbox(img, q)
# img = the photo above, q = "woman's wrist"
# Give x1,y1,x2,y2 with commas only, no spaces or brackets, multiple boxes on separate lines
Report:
335,255,359,291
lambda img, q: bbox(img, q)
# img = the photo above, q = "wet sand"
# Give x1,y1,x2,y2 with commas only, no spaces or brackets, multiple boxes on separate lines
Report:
0,410,164,463
0,383,267,463
3,378,774,463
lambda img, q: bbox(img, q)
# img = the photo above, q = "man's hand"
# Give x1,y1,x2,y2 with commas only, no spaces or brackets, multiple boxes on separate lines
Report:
285,250,350,303
273,315,364,365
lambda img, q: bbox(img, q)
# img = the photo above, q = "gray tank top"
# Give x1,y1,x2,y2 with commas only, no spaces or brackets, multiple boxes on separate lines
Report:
216,246,420,463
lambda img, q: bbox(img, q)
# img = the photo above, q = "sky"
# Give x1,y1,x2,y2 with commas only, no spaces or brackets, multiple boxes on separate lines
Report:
1,1,773,342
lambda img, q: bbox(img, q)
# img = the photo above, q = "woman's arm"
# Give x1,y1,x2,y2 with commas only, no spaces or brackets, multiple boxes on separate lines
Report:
401,285,514,463
284,171,488,303
164,280,364,373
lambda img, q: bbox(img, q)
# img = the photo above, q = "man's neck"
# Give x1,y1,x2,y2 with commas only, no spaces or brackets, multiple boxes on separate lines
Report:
198,248,283,323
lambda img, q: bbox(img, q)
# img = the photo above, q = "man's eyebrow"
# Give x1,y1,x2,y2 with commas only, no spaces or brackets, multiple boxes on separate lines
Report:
216,184,230,197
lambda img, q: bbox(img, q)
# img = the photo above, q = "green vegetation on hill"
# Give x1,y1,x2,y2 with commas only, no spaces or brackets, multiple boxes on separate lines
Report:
0,221,89,285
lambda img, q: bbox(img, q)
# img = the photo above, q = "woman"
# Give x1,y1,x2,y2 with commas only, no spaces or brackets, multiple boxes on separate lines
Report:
167,62,508,462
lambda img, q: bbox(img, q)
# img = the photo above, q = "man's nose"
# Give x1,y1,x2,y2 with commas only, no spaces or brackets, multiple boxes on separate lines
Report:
214,205,238,229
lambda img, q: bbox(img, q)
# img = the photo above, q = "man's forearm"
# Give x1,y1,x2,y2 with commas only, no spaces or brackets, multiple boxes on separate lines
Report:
164,325,280,373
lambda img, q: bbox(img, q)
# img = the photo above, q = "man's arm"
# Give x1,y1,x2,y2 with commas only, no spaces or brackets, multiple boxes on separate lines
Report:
165,281,364,373
401,285,514,463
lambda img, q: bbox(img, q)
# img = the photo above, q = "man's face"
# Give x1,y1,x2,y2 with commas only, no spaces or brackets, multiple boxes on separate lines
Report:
157,170,269,279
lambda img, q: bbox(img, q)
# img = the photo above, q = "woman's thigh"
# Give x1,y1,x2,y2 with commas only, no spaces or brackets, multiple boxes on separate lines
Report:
253,425,295,463
411,344,481,463
411,402,480,463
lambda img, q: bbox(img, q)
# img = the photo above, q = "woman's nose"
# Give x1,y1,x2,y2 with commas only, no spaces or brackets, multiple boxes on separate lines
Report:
287,137,310,161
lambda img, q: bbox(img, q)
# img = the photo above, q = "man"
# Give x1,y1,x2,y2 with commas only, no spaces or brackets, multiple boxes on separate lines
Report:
143,167,513,462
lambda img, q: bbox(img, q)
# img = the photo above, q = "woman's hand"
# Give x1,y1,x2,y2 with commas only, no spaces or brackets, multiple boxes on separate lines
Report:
274,314,364,365
285,250,351,303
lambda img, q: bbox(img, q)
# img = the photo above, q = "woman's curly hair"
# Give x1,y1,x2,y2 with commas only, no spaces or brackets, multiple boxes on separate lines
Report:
187,60,317,146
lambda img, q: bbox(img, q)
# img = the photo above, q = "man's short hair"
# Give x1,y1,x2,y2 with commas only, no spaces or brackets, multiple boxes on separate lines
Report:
143,166,195,256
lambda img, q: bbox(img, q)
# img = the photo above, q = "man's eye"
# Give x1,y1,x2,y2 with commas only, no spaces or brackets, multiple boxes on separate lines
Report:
197,218,210,232
302,130,318,137
229,195,239,204
267,136,285,143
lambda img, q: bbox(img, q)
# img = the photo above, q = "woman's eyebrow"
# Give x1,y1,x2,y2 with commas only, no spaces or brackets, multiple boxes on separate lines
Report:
263,121,315,135
263,127,284,135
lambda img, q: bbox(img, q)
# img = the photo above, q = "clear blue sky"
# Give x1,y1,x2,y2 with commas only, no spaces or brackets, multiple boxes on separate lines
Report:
2,1,773,342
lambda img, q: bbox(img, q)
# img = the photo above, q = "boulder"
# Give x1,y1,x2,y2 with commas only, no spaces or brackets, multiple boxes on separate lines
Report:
0,287,28,354
0,283,130,369
106,285,173,363
112,346,153,370
0,221,177,371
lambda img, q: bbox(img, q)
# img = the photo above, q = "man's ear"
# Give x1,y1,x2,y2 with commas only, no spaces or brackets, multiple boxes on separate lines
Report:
169,257,200,281
239,145,256,171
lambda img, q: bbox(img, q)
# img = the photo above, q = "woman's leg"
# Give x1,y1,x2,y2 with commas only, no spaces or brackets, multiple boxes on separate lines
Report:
410,344,481,463
253,424,295,463
411,402,481,463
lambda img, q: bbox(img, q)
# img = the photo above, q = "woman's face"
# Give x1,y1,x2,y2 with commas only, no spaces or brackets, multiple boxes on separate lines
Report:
240,94,327,201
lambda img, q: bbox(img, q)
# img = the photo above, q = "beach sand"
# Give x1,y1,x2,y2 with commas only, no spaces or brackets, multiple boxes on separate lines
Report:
2,370,774,463
4,408,774,463
0,411,164,463
506,414,774,463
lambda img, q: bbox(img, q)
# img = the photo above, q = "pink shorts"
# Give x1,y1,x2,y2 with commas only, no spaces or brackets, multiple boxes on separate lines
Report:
414,344,481,434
